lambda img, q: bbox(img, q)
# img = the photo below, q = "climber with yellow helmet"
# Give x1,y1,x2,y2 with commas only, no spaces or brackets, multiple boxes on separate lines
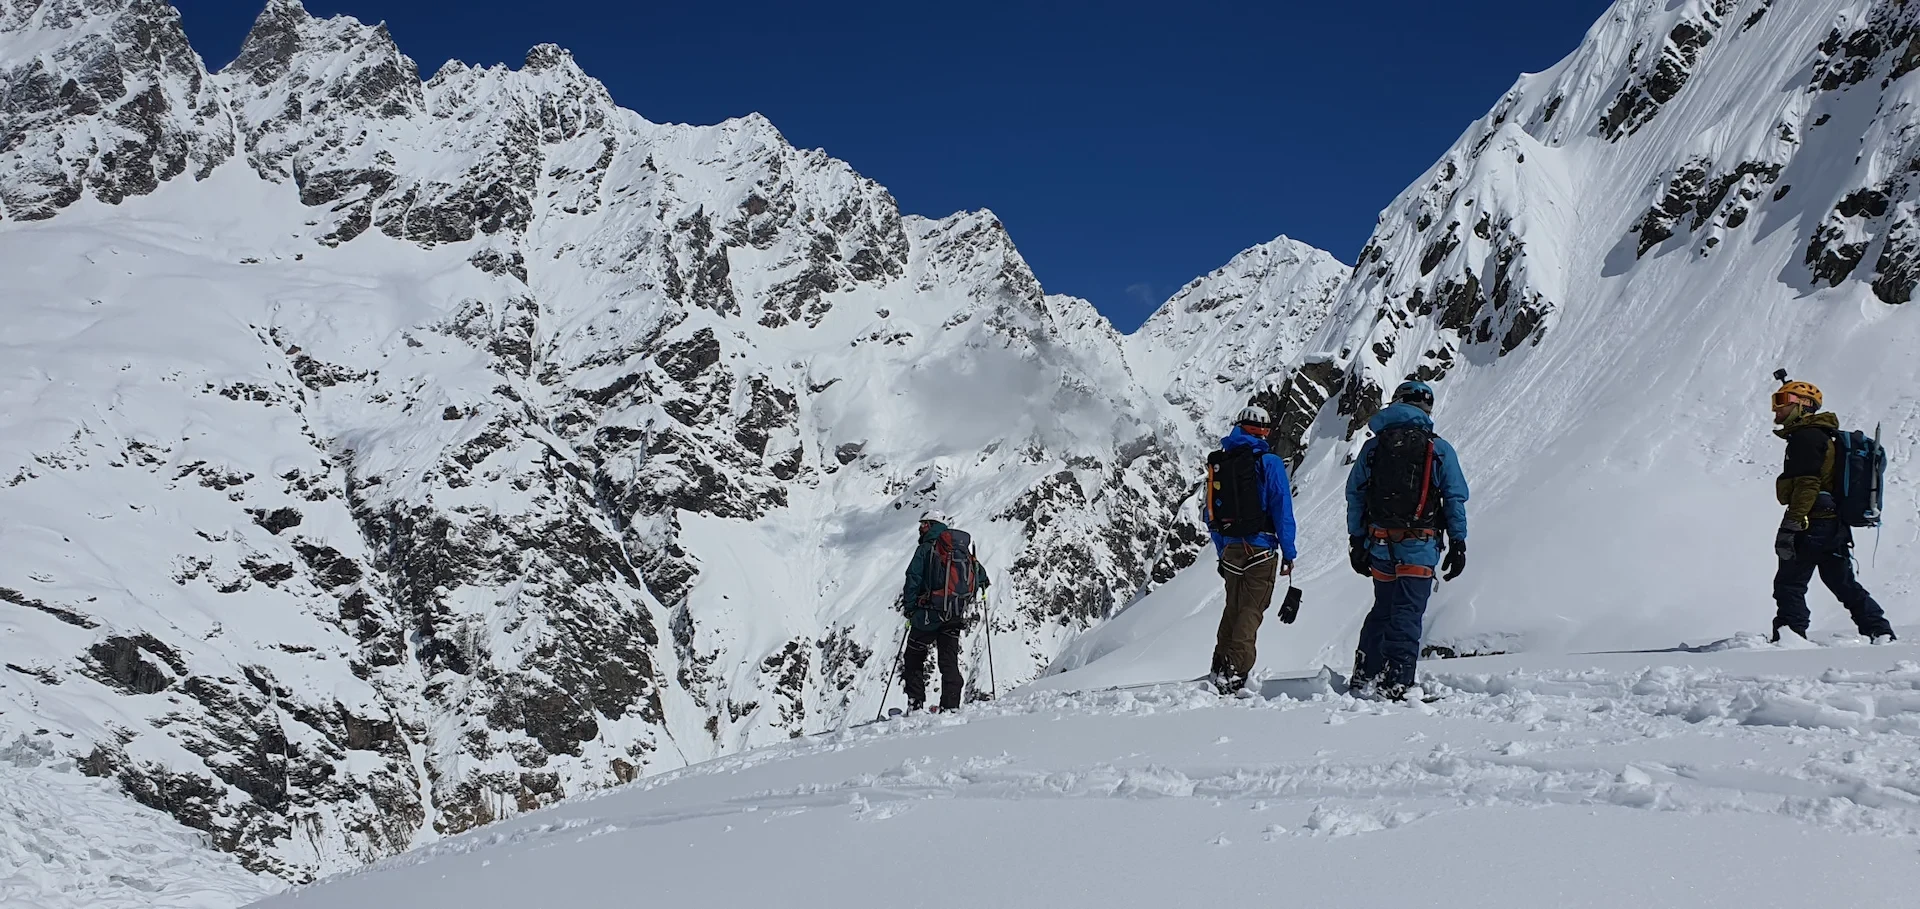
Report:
1768,377,1895,644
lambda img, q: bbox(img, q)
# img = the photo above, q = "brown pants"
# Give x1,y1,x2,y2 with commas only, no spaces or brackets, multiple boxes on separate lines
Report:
1211,543,1279,685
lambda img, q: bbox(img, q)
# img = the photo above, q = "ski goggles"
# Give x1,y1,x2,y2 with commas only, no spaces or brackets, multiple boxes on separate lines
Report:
1770,391,1808,408
1241,424,1271,438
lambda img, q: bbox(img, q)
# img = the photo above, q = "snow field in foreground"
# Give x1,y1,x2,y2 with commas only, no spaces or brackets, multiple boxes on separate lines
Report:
0,739,276,909
256,634,1920,909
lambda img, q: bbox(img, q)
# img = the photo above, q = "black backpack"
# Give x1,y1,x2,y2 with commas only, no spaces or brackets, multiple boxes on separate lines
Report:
923,529,980,622
1205,447,1273,537
1830,426,1887,528
1364,425,1440,529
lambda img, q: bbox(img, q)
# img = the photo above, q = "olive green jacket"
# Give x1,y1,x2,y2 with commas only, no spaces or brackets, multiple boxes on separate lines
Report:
1774,410,1841,528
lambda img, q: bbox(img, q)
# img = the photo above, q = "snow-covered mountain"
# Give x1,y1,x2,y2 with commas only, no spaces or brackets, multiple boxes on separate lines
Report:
1124,237,1347,462
12,0,1920,902
0,0,1329,885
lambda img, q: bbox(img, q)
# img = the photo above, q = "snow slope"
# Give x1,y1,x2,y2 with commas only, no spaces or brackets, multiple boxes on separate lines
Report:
255,636,1920,909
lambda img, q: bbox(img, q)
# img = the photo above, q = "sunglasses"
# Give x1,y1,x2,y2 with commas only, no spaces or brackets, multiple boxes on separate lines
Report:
1770,392,1806,409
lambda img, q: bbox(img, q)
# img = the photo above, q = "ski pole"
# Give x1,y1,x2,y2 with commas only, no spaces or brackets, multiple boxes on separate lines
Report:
983,583,998,700
874,618,909,723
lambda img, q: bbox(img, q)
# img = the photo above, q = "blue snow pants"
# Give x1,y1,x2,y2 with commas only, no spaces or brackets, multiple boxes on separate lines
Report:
1353,558,1434,689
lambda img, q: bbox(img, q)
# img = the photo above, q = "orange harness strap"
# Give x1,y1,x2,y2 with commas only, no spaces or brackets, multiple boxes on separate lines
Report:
1370,527,1439,542
1371,564,1435,582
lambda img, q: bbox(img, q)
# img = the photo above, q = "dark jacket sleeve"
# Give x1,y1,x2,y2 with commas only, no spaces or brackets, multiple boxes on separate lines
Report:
1778,427,1829,528
901,540,932,609
973,555,991,590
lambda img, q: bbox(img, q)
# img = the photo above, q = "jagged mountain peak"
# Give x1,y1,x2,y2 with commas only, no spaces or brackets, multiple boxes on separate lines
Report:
220,0,422,122
0,0,233,220
1126,236,1349,454
523,41,573,72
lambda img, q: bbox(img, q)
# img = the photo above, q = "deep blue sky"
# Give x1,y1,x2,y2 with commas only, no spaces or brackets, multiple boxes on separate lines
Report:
175,0,1614,331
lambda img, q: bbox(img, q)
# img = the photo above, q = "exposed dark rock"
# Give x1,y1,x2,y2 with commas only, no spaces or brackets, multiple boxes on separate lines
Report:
469,248,530,283
1269,358,1345,467
1806,189,1892,287
86,634,182,694
655,328,721,383
293,541,364,588
1600,3,1734,140
249,507,304,534
1419,225,1460,275
245,559,297,586
1,586,98,628
1872,216,1919,304
1632,158,1710,256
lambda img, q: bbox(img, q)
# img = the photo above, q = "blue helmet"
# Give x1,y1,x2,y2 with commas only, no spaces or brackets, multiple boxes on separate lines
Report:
1392,380,1434,412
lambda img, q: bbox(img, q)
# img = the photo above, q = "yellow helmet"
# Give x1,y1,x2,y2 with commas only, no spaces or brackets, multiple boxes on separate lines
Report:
1771,381,1822,411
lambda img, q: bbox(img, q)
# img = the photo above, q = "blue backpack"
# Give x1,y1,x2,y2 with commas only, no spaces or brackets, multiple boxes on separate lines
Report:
1831,425,1887,528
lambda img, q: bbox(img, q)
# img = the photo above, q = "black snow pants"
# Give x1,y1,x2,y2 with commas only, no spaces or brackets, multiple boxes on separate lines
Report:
1772,519,1893,638
902,621,965,710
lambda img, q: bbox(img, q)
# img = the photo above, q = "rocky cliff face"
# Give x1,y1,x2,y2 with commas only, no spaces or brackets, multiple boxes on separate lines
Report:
0,0,1333,881
1272,0,1920,463
0,0,232,220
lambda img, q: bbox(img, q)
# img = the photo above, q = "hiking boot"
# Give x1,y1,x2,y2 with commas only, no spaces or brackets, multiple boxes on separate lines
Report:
1213,674,1246,696
1374,682,1410,702
1770,625,1807,644
1870,632,1899,645
1348,673,1378,699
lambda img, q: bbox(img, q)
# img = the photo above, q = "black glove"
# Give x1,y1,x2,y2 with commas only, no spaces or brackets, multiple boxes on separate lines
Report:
1441,540,1466,581
1775,521,1801,561
1349,536,1370,576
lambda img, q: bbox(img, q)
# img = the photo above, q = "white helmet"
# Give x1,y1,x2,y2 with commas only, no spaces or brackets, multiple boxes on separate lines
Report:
1235,405,1271,428
918,509,952,525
